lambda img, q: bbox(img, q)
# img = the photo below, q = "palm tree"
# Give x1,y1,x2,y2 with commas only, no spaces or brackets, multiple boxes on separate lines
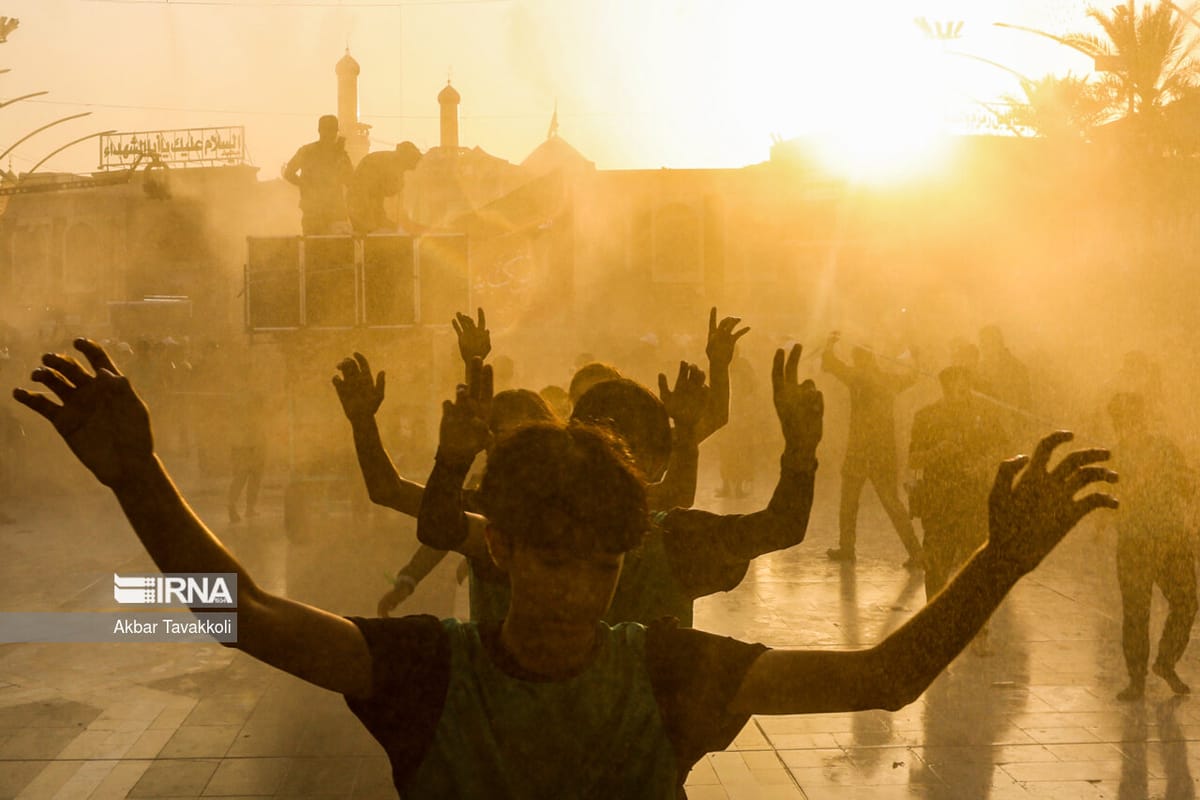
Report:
997,2,1200,148
996,72,1113,139
1060,1,1199,119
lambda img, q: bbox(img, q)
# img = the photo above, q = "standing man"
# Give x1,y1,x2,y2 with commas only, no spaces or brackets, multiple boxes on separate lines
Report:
909,366,1008,600
1108,393,1197,700
347,141,423,234
977,325,1033,449
283,115,353,236
822,332,924,567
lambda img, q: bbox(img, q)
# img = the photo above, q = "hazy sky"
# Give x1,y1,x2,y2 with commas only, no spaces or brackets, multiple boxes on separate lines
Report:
1,0,1105,178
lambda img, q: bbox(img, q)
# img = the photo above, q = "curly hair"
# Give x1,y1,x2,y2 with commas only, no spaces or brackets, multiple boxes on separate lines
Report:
568,362,623,405
570,378,672,474
489,389,558,435
477,420,648,554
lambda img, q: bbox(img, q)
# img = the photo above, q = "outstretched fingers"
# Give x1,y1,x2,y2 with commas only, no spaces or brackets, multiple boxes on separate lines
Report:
989,454,1031,506
1074,491,1120,517
74,338,122,377
771,348,785,390
1065,465,1118,494
476,307,486,330
657,372,671,402
31,367,75,402
43,353,91,387
336,357,360,381
1050,448,1111,481
785,344,802,385
12,387,60,420
352,352,372,378
1029,431,1075,475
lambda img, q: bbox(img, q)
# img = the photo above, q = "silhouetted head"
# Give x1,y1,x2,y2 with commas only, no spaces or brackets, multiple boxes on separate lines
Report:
478,420,648,555
317,115,339,143
571,378,671,481
950,340,980,371
1107,392,1146,436
539,384,571,419
489,389,557,442
938,366,973,403
395,141,422,171
979,325,1005,356
568,362,623,405
851,346,875,369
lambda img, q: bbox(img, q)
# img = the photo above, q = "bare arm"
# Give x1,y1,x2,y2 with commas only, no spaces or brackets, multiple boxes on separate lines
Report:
650,362,707,510
14,341,373,698
820,334,854,385
731,432,1118,716
648,423,700,511
282,147,304,187
416,356,492,562
681,345,821,563
417,456,490,561
333,353,425,515
695,308,750,442
376,543,451,618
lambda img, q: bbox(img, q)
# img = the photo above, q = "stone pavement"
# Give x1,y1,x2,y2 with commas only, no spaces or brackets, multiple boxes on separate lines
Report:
0,463,1196,799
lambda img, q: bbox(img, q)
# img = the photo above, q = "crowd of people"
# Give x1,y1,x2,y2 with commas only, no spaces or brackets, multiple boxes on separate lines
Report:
19,280,1198,797
3,118,1196,790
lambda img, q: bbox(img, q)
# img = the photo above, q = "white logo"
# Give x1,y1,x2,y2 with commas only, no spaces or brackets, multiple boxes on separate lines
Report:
113,574,236,607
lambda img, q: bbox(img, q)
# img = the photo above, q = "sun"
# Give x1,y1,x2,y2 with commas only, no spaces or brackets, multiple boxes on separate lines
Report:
798,24,961,184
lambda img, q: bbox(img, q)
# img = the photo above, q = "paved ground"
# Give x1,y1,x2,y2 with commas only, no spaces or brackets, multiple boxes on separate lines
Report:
0,454,1196,799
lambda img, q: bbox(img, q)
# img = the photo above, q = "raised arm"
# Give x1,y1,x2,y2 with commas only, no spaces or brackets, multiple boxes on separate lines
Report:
649,361,708,510
333,352,425,516
13,340,373,697
820,331,854,385
376,544,450,618
452,308,491,383
695,307,750,442
417,356,491,562
730,431,1118,715
660,345,822,597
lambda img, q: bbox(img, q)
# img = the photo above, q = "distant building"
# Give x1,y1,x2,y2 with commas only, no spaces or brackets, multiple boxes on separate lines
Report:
336,50,371,167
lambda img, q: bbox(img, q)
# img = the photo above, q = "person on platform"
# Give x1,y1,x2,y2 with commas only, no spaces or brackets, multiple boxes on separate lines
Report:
347,141,423,235
283,114,353,236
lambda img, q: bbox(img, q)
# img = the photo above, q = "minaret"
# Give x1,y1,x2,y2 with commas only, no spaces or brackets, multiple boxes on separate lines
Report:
336,49,370,165
438,80,460,151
